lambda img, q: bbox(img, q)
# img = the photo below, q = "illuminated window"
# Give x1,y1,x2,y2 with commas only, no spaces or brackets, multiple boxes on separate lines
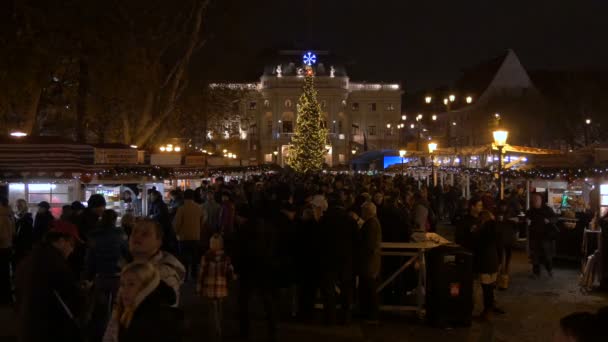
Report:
284,99,292,108
264,100,270,108
386,103,395,111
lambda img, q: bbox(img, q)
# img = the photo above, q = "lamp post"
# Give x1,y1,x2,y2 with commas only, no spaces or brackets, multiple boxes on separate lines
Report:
399,149,406,176
585,118,591,146
273,150,279,164
428,142,437,186
493,129,509,200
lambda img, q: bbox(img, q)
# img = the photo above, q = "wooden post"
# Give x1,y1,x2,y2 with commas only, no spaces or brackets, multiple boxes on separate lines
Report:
526,180,531,210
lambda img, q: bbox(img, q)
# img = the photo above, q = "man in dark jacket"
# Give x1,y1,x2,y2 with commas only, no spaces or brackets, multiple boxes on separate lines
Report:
32,201,54,244
13,199,33,267
234,204,279,342
15,224,84,342
320,194,359,324
455,197,483,251
359,202,382,323
85,209,129,342
149,190,177,254
527,193,558,278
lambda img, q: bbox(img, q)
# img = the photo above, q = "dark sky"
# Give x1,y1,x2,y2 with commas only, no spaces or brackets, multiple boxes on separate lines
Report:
196,0,608,92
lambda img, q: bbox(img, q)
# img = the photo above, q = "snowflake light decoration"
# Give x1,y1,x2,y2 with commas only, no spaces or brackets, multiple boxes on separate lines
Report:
303,51,317,66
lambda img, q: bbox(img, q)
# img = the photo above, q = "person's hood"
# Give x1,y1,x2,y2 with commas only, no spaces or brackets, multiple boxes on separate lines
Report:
151,251,186,282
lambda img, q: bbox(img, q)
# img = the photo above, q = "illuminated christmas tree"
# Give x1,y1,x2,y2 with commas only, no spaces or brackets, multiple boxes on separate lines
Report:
287,66,327,173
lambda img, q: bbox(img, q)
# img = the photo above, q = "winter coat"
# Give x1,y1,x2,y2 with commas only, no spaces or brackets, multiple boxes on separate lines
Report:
15,243,83,342
149,198,177,252
219,201,236,235
0,206,14,249
378,204,411,242
234,217,280,289
359,216,382,278
527,205,558,242
104,279,182,342
471,220,499,274
32,211,54,243
14,211,34,259
148,251,185,306
455,214,479,251
78,208,101,241
85,225,129,279
173,199,204,241
202,200,221,233
320,206,358,274
198,250,234,298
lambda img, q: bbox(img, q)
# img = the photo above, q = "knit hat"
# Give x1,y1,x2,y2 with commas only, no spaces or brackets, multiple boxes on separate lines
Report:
37,201,50,209
87,194,107,209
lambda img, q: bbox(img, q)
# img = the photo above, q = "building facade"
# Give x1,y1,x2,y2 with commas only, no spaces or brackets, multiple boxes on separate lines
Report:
213,51,402,167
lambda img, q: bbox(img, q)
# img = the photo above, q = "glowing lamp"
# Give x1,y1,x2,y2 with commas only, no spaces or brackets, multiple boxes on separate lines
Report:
10,131,27,137
428,142,437,154
466,96,473,104
493,130,509,147
399,149,406,158
449,94,455,102
160,146,166,152
425,96,432,104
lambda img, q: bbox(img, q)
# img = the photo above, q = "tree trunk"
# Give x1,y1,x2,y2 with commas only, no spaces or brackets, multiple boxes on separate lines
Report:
75,57,89,142
134,0,208,147
23,87,43,135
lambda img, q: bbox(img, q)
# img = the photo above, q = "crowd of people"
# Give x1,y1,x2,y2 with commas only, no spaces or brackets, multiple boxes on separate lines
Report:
0,173,603,341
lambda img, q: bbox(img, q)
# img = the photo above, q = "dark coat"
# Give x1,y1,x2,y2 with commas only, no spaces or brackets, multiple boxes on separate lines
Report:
320,206,358,274
359,216,382,278
78,208,101,240
455,214,479,251
118,281,183,342
234,217,280,289
32,211,54,243
149,198,177,252
378,204,411,242
14,212,34,260
527,205,558,242
15,244,83,342
471,220,499,274
85,225,129,279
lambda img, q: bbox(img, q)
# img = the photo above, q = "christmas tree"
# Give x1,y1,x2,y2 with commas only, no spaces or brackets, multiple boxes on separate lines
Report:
287,66,327,173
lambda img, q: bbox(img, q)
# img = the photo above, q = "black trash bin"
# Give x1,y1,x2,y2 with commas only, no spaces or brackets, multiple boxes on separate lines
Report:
426,243,473,327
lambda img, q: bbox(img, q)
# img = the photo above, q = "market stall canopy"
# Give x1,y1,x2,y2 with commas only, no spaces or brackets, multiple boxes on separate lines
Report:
0,136,94,173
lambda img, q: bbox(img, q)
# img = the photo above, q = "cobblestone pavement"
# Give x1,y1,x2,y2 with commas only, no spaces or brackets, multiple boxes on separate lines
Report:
1,227,606,342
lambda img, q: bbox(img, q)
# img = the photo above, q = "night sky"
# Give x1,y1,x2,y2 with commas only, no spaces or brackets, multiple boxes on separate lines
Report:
196,0,608,91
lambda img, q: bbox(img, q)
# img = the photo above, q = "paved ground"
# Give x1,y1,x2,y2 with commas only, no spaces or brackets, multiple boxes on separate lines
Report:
1,226,607,342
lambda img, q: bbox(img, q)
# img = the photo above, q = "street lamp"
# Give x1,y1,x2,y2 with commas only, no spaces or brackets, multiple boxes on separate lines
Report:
493,129,509,200
386,123,391,129
351,149,356,155
449,94,455,102
399,149,406,176
432,114,437,121
466,96,473,104
401,115,407,121
443,98,448,105
428,142,438,186
425,96,432,104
